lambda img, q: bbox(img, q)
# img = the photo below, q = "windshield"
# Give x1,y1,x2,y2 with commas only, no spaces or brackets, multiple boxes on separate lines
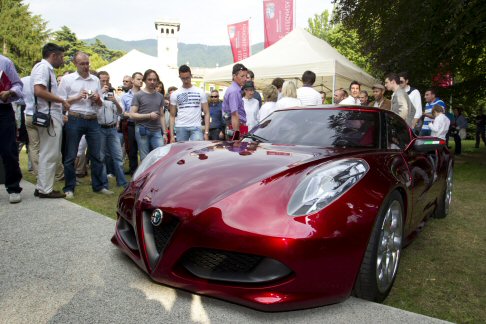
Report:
251,108,379,148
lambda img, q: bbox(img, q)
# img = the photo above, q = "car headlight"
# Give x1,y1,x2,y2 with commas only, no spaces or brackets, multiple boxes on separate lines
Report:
132,145,172,181
287,159,369,216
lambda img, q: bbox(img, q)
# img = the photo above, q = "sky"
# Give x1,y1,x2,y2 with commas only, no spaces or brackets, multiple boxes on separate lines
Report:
23,0,334,46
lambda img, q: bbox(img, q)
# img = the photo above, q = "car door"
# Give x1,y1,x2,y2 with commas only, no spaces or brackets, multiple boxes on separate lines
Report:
385,113,435,230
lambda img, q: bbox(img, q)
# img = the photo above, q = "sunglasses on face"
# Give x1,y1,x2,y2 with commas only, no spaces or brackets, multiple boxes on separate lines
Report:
210,95,219,98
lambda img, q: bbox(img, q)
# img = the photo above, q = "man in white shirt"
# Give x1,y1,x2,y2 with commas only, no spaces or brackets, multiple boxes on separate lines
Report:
242,81,260,129
24,71,64,183
22,74,37,174
169,65,209,142
297,70,322,106
339,81,361,105
333,88,347,104
272,77,284,101
58,52,112,198
31,43,70,198
97,71,127,188
399,72,422,129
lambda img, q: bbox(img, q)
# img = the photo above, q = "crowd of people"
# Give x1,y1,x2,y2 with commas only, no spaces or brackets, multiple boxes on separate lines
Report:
1,42,484,204
333,72,475,152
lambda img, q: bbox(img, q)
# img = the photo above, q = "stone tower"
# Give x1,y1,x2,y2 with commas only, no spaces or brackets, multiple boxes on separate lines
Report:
155,20,180,68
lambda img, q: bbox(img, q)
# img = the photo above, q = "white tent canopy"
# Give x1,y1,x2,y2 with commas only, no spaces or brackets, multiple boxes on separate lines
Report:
204,28,378,96
97,49,181,89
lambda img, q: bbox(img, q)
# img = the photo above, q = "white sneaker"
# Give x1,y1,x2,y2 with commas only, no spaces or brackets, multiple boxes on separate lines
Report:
9,193,22,204
98,188,114,195
107,174,114,178
65,191,74,199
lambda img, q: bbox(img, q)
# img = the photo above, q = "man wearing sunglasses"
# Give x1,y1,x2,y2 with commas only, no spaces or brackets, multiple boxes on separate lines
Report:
208,90,225,140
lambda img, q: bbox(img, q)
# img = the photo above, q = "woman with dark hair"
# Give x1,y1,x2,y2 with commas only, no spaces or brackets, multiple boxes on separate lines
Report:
156,80,165,96
129,69,167,160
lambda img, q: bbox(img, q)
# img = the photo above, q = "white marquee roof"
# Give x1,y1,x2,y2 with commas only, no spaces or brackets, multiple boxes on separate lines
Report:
204,28,378,95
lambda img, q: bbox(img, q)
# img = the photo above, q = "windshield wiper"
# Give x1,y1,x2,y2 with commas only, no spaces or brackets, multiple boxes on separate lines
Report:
243,133,268,143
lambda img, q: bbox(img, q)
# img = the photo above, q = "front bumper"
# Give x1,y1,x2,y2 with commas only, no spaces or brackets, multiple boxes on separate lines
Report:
111,172,378,311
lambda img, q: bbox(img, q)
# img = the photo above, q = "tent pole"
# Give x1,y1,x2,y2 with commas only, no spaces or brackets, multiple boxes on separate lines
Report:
294,0,297,30
248,17,252,56
332,71,336,104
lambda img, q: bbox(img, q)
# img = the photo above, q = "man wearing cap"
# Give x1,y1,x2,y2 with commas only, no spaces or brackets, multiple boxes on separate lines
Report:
370,84,391,110
242,81,260,130
223,63,248,139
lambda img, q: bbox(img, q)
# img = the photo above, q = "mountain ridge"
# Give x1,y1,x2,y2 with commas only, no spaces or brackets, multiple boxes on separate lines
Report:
83,35,264,68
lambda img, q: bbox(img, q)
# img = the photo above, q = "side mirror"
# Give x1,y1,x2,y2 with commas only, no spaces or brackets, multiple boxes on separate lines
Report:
412,137,446,152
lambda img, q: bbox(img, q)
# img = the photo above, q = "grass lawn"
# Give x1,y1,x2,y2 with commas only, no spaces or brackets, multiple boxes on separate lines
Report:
19,152,127,219
384,140,486,323
18,140,486,323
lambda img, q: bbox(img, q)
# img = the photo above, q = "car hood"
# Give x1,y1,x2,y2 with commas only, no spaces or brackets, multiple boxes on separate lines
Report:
141,141,368,215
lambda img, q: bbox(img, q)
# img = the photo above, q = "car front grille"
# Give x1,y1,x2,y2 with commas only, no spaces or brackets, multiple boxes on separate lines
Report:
142,210,180,271
153,217,179,255
184,249,263,273
180,248,292,284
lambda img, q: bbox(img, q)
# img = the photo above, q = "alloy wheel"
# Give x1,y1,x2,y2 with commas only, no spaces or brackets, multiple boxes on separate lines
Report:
376,200,403,293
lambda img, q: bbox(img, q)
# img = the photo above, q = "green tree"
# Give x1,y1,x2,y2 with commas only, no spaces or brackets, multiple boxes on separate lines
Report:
307,9,372,74
91,39,124,62
52,26,124,75
0,0,49,75
333,0,486,110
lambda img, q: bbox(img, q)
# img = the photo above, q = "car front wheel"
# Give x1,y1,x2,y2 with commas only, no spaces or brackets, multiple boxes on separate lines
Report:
353,191,404,302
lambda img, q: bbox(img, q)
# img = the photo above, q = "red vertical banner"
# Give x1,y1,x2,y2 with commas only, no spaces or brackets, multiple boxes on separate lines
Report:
263,0,294,48
433,63,454,88
227,20,250,63
433,72,454,88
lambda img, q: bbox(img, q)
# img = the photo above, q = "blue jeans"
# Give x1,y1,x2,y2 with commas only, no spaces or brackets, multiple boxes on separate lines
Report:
135,125,164,161
175,126,203,142
63,116,106,193
100,127,127,187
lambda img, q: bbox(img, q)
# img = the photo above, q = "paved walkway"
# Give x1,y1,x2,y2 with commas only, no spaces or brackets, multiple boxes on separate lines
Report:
0,181,450,324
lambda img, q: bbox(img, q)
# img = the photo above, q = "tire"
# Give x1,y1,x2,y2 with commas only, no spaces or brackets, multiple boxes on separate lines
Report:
433,161,453,219
353,191,404,302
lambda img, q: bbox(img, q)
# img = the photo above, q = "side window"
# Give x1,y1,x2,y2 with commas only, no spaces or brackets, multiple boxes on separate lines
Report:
386,113,411,150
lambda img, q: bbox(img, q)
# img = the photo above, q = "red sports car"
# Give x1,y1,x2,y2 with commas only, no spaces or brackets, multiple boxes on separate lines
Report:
112,106,454,311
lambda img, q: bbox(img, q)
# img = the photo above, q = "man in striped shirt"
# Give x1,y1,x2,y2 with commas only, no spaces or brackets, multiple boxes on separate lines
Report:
421,88,446,136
